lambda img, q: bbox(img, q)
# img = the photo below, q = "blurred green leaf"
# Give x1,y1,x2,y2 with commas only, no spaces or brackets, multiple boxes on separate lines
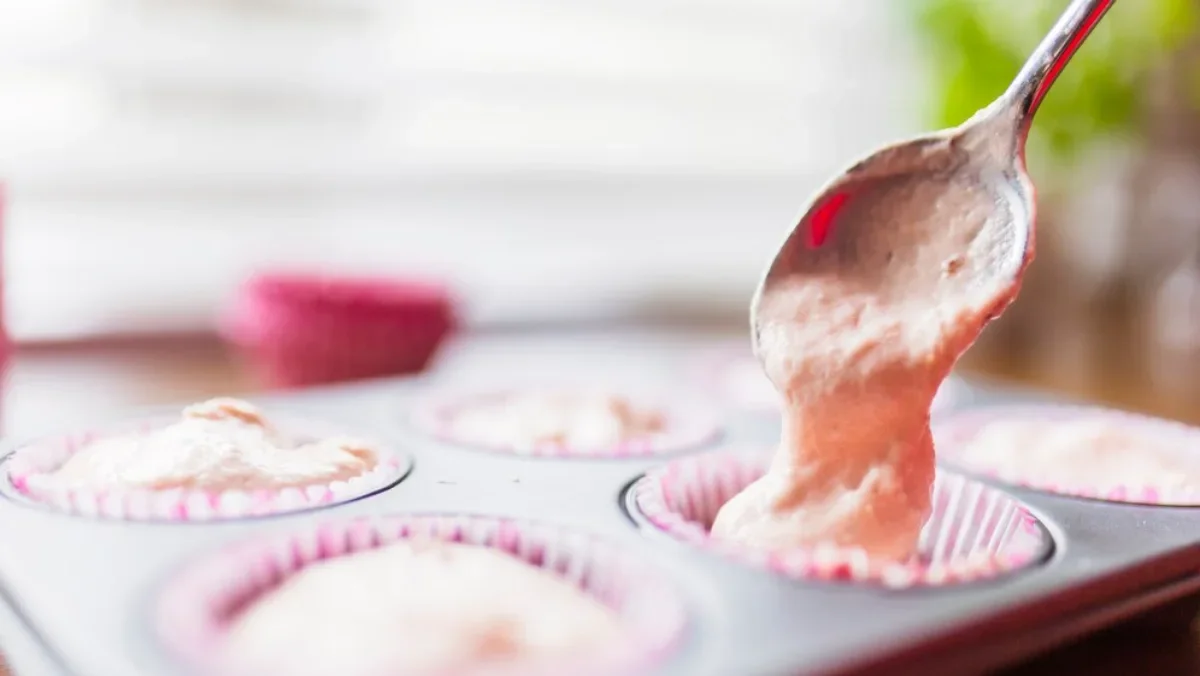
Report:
903,0,1197,172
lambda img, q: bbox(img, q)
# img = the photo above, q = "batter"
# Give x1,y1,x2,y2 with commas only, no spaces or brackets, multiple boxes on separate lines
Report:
953,416,1200,493
450,392,665,450
711,161,1025,561
723,355,961,413
52,398,376,491
221,540,624,676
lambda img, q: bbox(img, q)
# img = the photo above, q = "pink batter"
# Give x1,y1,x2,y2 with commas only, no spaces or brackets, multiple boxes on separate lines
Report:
712,164,1026,561
449,392,665,450
953,416,1200,493
221,540,624,676
52,398,377,491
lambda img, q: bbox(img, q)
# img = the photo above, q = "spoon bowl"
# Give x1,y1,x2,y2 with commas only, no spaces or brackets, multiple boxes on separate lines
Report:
752,0,1115,352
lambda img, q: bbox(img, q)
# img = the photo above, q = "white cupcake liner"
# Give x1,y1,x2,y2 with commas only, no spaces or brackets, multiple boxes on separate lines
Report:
631,450,1050,588
2,414,411,521
935,404,1200,506
156,514,687,676
410,388,721,458
698,348,967,416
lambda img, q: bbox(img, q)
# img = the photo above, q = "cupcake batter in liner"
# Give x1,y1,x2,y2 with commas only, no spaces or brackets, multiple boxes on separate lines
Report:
155,514,687,676
630,451,1050,588
2,402,411,521
410,388,721,458
935,404,1200,506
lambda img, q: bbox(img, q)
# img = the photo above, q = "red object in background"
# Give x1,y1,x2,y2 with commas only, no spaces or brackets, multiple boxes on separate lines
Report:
0,187,8,433
0,187,7,351
220,272,458,389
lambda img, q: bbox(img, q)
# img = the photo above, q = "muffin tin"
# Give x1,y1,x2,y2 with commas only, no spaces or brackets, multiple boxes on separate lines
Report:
1,328,1199,675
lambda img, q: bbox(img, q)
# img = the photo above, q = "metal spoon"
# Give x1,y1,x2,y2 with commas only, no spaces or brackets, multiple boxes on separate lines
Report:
751,0,1116,352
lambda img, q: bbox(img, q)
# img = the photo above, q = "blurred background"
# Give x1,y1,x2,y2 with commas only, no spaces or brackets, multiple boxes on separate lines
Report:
5,0,1200,434
4,2,1200,672
1,1,1199,422
0,1,1193,394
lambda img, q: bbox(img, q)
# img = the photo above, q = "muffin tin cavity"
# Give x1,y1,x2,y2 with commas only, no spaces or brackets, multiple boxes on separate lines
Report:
935,404,1200,506
628,450,1052,588
1,413,412,521
410,388,721,458
156,514,687,676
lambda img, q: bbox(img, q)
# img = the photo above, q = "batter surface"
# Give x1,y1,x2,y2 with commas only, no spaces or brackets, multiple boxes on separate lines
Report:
952,416,1200,492
222,540,624,676
52,398,376,491
449,392,665,450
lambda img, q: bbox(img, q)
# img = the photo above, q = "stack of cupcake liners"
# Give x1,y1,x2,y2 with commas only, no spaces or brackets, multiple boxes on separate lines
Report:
221,272,458,389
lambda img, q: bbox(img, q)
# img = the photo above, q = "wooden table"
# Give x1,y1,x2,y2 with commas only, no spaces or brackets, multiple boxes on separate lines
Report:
2,328,1198,675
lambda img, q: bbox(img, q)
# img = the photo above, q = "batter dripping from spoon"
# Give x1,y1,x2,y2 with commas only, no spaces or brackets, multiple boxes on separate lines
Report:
704,0,1120,561
711,143,1032,561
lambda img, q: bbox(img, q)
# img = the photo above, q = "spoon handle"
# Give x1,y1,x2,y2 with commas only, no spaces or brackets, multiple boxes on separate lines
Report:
1003,0,1117,141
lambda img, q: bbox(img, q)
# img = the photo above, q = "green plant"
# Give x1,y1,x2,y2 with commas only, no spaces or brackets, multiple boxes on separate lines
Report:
907,0,1197,173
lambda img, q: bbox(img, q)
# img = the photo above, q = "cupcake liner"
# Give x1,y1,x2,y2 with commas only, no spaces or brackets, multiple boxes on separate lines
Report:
410,389,721,458
699,349,967,416
2,414,411,521
630,451,1050,588
934,404,1200,506
156,514,687,676
220,272,457,388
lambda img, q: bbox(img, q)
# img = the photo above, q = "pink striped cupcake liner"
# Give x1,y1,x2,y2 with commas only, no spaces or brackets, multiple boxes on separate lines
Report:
2,414,411,521
630,451,1050,588
934,404,1200,506
699,349,966,416
410,389,721,458
156,514,687,676
220,272,457,389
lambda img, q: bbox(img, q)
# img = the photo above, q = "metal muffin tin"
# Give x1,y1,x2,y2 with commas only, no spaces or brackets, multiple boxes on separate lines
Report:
0,328,1198,676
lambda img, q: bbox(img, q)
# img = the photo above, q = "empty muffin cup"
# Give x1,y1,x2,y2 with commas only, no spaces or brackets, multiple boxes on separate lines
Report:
155,514,688,676
411,388,721,458
630,451,1050,588
935,404,1200,506
2,410,411,521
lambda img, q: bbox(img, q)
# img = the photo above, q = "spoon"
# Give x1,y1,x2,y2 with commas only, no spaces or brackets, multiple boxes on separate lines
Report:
751,0,1116,351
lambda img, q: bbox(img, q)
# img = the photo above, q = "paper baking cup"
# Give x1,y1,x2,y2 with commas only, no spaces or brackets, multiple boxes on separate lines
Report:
700,350,967,416
2,415,411,521
630,451,1050,588
411,389,721,458
935,404,1200,506
220,272,457,388
156,514,687,676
